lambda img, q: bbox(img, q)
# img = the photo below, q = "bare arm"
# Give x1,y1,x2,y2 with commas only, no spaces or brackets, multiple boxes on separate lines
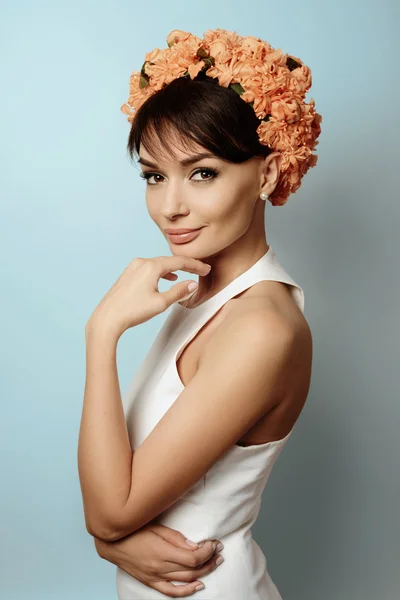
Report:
93,524,224,597
78,307,298,541
78,324,132,537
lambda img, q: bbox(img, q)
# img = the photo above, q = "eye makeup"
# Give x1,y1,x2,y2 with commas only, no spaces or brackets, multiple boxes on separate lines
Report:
139,166,220,185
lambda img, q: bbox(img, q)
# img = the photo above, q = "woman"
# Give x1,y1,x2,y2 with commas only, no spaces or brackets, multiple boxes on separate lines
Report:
78,29,321,599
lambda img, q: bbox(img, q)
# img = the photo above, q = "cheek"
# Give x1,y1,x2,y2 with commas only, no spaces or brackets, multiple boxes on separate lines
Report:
205,192,253,225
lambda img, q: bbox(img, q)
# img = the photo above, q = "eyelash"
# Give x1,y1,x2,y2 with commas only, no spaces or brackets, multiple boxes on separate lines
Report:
139,167,220,186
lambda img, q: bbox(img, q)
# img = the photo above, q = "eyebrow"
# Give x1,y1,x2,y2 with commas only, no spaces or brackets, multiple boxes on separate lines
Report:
137,152,216,168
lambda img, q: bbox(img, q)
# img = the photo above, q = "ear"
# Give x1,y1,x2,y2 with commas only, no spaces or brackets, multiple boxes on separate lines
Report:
259,152,283,196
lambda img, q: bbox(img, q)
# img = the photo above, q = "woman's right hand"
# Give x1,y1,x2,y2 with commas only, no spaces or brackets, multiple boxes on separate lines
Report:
94,522,224,597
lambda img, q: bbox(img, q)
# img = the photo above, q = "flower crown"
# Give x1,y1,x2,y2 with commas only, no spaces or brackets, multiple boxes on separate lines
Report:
121,28,322,206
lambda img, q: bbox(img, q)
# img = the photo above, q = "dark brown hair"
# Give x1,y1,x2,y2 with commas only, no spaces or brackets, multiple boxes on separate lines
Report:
126,72,273,164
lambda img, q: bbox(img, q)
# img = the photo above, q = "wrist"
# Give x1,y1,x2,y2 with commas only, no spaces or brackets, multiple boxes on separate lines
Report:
85,317,122,344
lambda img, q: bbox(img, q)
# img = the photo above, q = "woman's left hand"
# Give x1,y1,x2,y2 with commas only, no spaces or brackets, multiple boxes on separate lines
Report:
85,255,211,338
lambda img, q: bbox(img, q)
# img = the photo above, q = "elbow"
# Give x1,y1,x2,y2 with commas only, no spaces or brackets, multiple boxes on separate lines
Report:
90,526,131,542
85,514,120,543
87,522,119,542
87,524,113,542
84,499,139,542
89,522,140,543
86,515,133,543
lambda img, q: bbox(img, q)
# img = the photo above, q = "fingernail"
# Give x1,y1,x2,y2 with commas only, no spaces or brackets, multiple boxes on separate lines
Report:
195,582,205,590
186,538,199,547
205,263,211,268
188,282,198,292
216,542,223,551
198,541,205,548
216,555,224,566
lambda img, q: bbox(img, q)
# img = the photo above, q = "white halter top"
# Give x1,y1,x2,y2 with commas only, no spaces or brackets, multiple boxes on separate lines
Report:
117,245,304,600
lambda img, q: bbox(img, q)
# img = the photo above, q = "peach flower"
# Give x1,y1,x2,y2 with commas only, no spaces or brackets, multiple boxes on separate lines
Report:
120,28,322,206
167,30,192,47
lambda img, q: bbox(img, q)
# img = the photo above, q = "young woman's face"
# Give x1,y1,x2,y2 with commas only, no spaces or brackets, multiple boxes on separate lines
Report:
137,135,280,260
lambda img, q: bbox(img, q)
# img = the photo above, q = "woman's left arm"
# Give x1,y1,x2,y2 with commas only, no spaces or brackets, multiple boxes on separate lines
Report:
78,323,133,540
78,308,300,543
78,254,211,541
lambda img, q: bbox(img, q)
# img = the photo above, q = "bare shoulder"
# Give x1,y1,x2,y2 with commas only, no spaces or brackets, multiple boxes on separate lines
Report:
199,282,313,428
207,280,312,357
201,287,312,377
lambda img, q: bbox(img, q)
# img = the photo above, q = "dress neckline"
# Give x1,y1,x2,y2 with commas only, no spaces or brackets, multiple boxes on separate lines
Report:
176,245,273,312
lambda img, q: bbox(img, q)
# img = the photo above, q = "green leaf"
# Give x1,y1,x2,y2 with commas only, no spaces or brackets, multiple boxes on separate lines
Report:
197,47,209,58
139,74,149,88
201,56,215,69
229,82,245,96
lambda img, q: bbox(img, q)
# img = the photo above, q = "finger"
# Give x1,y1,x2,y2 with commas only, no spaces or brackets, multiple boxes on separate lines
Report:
157,256,211,279
191,540,219,567
166,540,217,570
164,552,222,582
159,281,199,307
148,524,204,551
154,579,205,597
161,273,179,281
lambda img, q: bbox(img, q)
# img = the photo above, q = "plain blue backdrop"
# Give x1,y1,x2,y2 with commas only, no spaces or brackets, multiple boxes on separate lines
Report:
1,1,399,598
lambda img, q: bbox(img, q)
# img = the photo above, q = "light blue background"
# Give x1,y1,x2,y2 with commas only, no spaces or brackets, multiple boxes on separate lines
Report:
1,1,398,598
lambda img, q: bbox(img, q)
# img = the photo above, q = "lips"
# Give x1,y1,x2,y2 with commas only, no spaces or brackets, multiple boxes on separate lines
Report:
164,228,201,234
166,227,203,244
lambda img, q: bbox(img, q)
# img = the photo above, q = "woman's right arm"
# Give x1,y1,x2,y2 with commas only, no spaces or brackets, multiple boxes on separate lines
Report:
93,523,224,597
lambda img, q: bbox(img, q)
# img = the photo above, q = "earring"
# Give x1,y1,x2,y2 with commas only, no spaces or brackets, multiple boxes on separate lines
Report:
260,192,268,201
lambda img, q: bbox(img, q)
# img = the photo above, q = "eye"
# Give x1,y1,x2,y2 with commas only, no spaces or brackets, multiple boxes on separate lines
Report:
139,172,163,185
139,167,220,186
191,167,220,182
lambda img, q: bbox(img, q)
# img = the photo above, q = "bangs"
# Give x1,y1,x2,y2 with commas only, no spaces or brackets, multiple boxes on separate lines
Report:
132,116,205,165
126,75,272,165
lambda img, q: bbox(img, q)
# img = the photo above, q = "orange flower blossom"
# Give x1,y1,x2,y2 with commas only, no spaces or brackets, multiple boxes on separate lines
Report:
121,28,322,206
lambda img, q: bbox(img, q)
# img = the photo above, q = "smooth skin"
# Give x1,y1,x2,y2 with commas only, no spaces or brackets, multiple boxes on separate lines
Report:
78,128,312,595
94,522,223,597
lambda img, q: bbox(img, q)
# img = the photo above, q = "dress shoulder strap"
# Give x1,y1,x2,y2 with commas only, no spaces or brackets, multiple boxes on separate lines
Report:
171,245,305,367
175,245,304,319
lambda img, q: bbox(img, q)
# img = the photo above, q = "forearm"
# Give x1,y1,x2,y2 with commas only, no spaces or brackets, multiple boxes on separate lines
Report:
94,534,119,562
94,535,110,559
78,322,133,539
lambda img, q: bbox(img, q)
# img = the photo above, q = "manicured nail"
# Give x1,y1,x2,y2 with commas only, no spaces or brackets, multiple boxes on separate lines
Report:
195,582,205,590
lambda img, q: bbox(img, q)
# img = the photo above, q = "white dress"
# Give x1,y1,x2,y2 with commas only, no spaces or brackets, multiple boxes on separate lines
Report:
116,245,304,599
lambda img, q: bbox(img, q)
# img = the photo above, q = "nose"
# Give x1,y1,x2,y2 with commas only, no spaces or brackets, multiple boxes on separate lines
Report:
160,183,189,219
